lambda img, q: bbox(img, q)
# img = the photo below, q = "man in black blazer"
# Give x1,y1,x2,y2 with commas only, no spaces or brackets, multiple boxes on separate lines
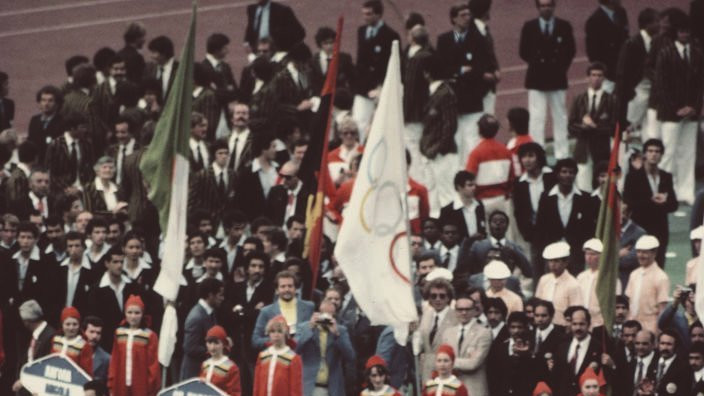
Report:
402,24,432,156
549,307,602,396
310,27,356,95
27,85,64,163
519,0,576,159
52,232,97,326
234,130,279,220
188,139,236,227
615,8,659,130
531,299,566,359
689,341,704,394
655,14,704,206
0,72,14,131
624,329,659,396
584,0,629,93
202,33,238,138
534,158,595,275
265,161,309,228
654,329,692,396
468,0,501,114
144,36,179,102
439,170,487,244
436,3,488,160
117,22,146,84
623,139,677,267
13,168,54,222
244,0,305,52
354,0,400,134
44,112,94,196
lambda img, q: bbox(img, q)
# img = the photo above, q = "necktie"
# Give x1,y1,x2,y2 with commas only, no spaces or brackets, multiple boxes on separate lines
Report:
196,145,204,168
218,172,226,196
684,46,689,63
635,360,644,385
287,191,294,206
569,343,580,375
29,337,37,362
543,22,550,37
121,145,127,162
37,198,45,216
69,141,78,179
255,6,263,33
229,136,239,170
656,361,666,384
535,333,543,355
443,251,451,268
42,117,50,130
429,314,439,345
590,94,598,117
458,325,465,352
366,26,374,40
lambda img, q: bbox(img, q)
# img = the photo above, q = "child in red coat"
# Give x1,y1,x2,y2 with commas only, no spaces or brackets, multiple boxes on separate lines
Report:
422,344,469,396
360,355,401,396
252,315,303,396
200,325,242,395
108,295,160,396
51,306,93,375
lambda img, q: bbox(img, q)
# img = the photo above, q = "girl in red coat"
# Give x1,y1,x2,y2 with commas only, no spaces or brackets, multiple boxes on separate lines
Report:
200,325,242,395
252,315,303,396
108,295,160,396
51,306,93,375
422,344,469,396
360,355,401,396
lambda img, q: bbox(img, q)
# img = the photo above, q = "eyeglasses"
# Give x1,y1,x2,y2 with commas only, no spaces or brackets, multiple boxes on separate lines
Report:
429,293,448,300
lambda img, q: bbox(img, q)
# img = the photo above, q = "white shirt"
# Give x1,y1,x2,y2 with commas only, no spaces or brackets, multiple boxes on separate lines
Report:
567,334,591,374
535,323,555,347
474,19,488,36
657,354,675,377
439,244,459,273
587,88,603,113
123,257,151,280
491,321,505,339
520,167,552,212
29,191,49,218
13,246,40,290
489,236,508,248
646,169,659,195
228,128,250,170
579,269,597,306
432,306,451,328
61,256,91,307
108,76,118,95
548,184,581,227
675,41,690,61
205,53,221,70
640,29,653,53
252,157,278,197
64,132,82,187
694,366,704,383
255,1,271,39
213,162,228,188
94,177,119,211
284,182,302,226
408,44,422,59
158,58,175,97
17,162,31,178
452,196,479,237
634,352,655,384
365,21,383,39
247,279,263,302
199,298,214,315
189,138,210,167
28,321,48,362
319,51,332,75
219,237,242,273
196,271,224,283
99,272,131,311
429,80,443,95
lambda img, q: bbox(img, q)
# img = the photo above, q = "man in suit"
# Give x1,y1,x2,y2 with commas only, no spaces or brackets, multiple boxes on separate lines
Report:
54,232,96,325
92,54,127,152
244,0,305,52
83,316,111,382
189,139,235,228
519,0,576,159
568,62,617,191
418,277,457,381
267,42,316,128
188,112,211,174
265,161,308,228
234,130,279,220
436,3,488,161
45,112,94,196
549,307,602,396
419,55,459,214
226,102,253,173
353,0,400,135
403,24,432,168
532,299,566,360
534,158,595,273
439,294,491,395
623,139,678,266
626,329,659,395
534,242,583,326
653,329,691,396
689,341,704,394
218,210,249,276
4,142,38,212
615,8,659,131
439,170,487,245
310,26,356,94
13,167,54,221
180,278,224,380
117,22,146,84
655,14,704,206
27,85,64,162
105,116,138,186
251,270,314,350
202,33,238,136
0,72,14,130
295,300,356,396
144,36,178,102
468,0,501,115
192,64,221,142
12,300,55,395
584,0,629,93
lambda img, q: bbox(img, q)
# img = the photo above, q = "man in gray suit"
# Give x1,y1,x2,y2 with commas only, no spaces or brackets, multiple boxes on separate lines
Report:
440,294,492,396
179,278,225,380
252,270,315,350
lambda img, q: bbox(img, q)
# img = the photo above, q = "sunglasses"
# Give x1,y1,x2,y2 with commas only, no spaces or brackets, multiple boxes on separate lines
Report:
430,293,448,300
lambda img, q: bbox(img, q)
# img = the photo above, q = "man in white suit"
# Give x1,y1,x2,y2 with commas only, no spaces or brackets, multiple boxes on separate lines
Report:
440,293,492,396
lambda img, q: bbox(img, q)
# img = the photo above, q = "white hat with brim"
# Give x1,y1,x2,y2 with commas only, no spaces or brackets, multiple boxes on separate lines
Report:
635,235,660,250
543,241,571,260
426,267,453,282
483,260,511,279
582,238,603,253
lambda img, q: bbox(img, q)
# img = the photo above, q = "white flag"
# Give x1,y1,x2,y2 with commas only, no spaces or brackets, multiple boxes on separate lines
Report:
334,41,418,344
694,222,704,320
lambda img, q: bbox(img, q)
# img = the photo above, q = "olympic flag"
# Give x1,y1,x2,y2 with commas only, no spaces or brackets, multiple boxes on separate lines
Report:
334,41,418,344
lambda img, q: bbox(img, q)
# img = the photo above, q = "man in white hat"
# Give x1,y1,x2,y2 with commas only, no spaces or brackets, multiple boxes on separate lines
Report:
484,260,523,316
685,225,704,285
535,241,583,326
625,235,670,332
576,238,622,328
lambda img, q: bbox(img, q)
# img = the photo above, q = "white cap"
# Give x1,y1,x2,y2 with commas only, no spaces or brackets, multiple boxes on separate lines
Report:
425,267,453,282
543,241,571,260
582,238,603,253
691,226,704,241
635,235,660,250
483,260,511,279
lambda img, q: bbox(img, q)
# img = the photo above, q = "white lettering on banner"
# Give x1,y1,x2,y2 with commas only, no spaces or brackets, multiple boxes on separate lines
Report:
44,366,72,382
45,384,70,395
476,159,511,186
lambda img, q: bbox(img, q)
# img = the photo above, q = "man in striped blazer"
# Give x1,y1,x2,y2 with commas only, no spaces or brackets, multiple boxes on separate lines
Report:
44,112,94,196
188,139,236,226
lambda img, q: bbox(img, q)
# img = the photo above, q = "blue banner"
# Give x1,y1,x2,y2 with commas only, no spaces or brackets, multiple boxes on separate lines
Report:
19,353,91,395
158,378,228,396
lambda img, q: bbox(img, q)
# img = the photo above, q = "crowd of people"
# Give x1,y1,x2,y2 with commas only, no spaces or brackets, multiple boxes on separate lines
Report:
0,0,703,395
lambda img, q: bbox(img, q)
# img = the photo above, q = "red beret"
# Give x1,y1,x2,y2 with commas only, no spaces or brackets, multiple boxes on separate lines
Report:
436,344,455,362
365,355,387,370
206,325,228,343
125,294,145,311
60,306,81,324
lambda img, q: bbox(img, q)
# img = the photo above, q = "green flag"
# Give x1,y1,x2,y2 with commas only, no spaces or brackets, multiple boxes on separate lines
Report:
139,1,196,302
595,124,621,337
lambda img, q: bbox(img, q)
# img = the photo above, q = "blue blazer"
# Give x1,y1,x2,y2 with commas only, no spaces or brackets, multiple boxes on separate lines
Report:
251,299,315,350
180,303,217,380
295,321,356,396
93,345,111,382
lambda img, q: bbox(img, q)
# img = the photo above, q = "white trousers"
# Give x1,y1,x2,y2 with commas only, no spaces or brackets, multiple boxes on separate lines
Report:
313,387,329,396
627,79,651,130
643,108,661,141
456,112,482,167
352,95,376,143
405,122,424,182
421,153,460,218
528,90,569,159
577,155,594,192
483,91,496,115
661,120,698,205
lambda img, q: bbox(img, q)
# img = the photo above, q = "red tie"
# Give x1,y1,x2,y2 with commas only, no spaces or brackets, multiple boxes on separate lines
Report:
37,198,45,215
287,192,294,206
29,337,37,362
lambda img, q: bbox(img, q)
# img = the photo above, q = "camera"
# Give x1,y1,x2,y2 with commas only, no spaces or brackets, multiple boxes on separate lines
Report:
680,286,693,301
318,313,333,326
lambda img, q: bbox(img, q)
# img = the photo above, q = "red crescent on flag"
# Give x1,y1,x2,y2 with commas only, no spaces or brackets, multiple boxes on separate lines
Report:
389,231,411,284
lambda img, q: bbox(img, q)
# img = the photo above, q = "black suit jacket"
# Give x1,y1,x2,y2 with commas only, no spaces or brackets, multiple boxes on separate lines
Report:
568,90,617,164
624,353,658,396
244,2,305,51
532,325,566,359
44,135,94,195
615,33,648,111
118,45,146,84
356,23,400,95
513,171,557,243
188,165,236,221
264,183,310,227
438,200,487,242
534,187,596,274
309,51,355,95
89,280,147,351
226,279,274,359
654,40,704,121
143,60,180,101
436,30,487,114
51,264,98,326
233,160,279,221
656,354,692,396
12,193,55,221
623,168,678,241
467,19,500,96
16,323,55,372
585,6,629,80
0,97,14,130
402,45,433,123
487,339,544,396
27,113,64,163
519,17,576,90
551,336,602,396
